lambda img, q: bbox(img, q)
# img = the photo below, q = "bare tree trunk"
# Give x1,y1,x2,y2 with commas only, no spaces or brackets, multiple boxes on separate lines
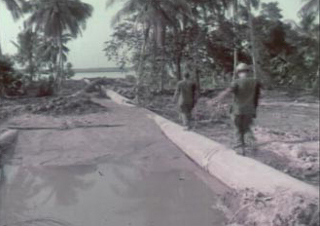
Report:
192,26,202,91
152,30,159,87
158,24,166,92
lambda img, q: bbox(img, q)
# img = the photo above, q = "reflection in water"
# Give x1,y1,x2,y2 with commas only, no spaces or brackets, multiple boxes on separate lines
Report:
1,161,226,226
1,166,43,222
29,165,96,206
107,162,226,226
0,164,96,225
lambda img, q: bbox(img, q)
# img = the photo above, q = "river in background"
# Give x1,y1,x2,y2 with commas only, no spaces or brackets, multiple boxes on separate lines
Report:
72,71,135,80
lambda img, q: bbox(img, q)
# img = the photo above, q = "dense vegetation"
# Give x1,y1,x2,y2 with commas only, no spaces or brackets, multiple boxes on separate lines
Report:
104,0,319,96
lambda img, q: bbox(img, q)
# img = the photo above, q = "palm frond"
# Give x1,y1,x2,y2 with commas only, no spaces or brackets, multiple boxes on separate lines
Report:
26,0,93,38
10,40,20,49
3,0,24,20
111,0,138,26
106,0,118,8
299,0,319,16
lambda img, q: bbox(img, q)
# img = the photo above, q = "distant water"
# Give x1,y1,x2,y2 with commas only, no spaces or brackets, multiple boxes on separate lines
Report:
72,71,135,80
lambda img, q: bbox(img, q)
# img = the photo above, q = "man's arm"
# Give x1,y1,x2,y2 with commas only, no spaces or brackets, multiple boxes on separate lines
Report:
208,87,233,106
254,82,261,108
192,83,199,103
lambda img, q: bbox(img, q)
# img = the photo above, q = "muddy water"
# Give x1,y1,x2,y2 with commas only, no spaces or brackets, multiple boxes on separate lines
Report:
0,163,226,226
0,101,228,226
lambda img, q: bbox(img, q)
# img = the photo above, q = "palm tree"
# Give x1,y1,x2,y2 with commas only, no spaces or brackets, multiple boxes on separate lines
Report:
11,28,40,81
107,0,192,93
0,0,26,55
26,0,93,92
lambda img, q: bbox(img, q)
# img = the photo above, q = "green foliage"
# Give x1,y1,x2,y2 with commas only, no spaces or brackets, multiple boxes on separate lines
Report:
104,18,140,69
0,55,24,96
260,2,282,21
0,56,15,89
64,62,75,79
12,28,41,81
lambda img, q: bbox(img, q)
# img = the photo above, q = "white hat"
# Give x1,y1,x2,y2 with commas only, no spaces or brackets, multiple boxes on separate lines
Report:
236,63,251,73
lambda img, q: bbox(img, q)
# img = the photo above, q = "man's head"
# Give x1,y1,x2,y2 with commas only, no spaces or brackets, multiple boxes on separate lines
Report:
236,63,251,79
183,72,191,80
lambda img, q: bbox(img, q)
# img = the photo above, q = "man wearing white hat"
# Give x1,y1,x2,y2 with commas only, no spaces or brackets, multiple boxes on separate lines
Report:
209,63,261,155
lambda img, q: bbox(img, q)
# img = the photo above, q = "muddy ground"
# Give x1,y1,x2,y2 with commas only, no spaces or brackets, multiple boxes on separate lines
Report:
1,79,318,185
0,80,107,125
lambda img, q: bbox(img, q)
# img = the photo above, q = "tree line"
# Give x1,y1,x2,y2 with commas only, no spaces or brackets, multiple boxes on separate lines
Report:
0,0,319,98
0,0,92,96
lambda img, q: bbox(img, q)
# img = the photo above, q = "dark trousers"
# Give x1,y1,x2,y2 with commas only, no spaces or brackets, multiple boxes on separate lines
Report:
231,114,256,146
178,104,193,127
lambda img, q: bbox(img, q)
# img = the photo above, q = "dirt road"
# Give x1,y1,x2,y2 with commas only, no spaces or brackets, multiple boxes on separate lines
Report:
0,100,228,226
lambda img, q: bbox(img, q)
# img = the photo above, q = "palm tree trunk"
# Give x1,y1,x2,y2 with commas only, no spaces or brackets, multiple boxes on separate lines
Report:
0,3,2,57
176,54,182,81
247,0,257,79
232,0,238,81
28,57,34,81
52,36,63,94
173,26,182,81
135,26,150,102
195,68,200,96
57,34,64,93
312,65,319,93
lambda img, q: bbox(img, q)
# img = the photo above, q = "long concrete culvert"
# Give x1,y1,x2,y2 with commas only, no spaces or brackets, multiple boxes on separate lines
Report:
152,114,318,197
104,87,135,107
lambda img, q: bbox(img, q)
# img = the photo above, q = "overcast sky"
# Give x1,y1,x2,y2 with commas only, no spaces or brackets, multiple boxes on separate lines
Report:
0,0,304,69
